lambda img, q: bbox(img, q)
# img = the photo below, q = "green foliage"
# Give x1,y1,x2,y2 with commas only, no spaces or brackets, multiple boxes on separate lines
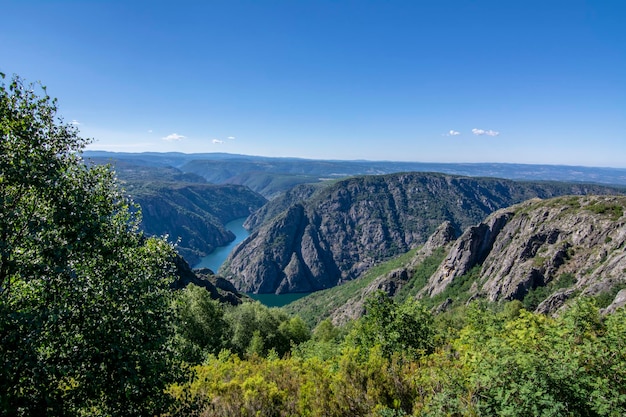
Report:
172,285,230,363
586,201,624,220
224,301,311,358
522,272,578,311
285,247,431,327
395,247,447,299
594,282,626,309
0,75,179,415
168,297,626,417
347,291,435,359
422,264,482,312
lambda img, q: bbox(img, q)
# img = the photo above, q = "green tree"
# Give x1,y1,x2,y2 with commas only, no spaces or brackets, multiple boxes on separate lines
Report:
224,301,310,357
173,284,230,363
0,74,179,415
348,291,435,359
456,299,626,416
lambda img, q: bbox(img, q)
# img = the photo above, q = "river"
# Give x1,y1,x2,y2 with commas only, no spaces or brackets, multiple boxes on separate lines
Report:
194,217,312,307
194,217,249,272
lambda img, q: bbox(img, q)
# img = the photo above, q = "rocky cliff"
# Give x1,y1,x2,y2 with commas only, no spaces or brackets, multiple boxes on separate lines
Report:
221,172,622,294
286,196,626,325
420,195,626,313
243,182,324,230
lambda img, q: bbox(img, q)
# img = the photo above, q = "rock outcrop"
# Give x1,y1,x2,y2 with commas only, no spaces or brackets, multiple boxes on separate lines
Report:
171,256,244,305
329,221,457,325
222,172,622,294
420,195,626,313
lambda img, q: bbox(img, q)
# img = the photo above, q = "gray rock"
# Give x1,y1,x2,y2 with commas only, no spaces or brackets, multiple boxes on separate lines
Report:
421,195,626,314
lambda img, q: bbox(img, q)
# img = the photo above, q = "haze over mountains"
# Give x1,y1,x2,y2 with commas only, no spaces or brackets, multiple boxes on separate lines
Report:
86,151,626,199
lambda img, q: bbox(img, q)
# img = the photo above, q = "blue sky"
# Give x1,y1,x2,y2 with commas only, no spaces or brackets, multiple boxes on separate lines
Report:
1,0,625,167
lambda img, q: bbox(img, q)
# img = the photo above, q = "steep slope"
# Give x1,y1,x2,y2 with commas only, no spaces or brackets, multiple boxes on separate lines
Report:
284,221,456,326
420,195,626,313
244,182,327,230
88,158,268,265
129,182,267,265
221,172,623,294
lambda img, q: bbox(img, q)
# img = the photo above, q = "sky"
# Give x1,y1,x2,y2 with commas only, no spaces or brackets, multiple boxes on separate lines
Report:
1,0,625,167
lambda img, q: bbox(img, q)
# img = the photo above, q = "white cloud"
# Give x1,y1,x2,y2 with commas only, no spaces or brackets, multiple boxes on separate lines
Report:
472,129,500,136
70,120,80,125
212,139,224,144
227,136,236,140
449,130,460,136
162,133,185,141
472,128,500,136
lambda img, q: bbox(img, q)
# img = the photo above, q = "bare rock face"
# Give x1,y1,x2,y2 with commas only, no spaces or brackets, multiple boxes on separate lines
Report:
420,211,513,297
421,195,626,313
222,172,622,294
419,221,457,259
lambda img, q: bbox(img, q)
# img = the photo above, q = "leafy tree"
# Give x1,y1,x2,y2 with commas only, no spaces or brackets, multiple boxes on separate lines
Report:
224,301,311,357
0,74,179,415
348,291,435,359
172,284,230,363
312,318,341,343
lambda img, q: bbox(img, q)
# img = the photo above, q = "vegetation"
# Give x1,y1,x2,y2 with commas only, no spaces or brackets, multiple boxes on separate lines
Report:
169,295,626,417
3,73,626,416
522,272,578,311
585,200,624,221
284,247,423,326
0,74,180,415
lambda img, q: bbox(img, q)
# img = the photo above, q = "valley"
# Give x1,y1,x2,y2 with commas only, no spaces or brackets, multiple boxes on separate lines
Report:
87,151,626,317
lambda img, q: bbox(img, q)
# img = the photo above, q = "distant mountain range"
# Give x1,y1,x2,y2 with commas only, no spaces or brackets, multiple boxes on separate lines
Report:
86,151,626,199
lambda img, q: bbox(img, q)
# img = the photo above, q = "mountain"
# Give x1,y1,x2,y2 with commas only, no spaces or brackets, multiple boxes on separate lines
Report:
86,152,626,198
420,195,626,313
222,171,322,200
219,172,624,294
286,195,626,326
243,182,326,230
